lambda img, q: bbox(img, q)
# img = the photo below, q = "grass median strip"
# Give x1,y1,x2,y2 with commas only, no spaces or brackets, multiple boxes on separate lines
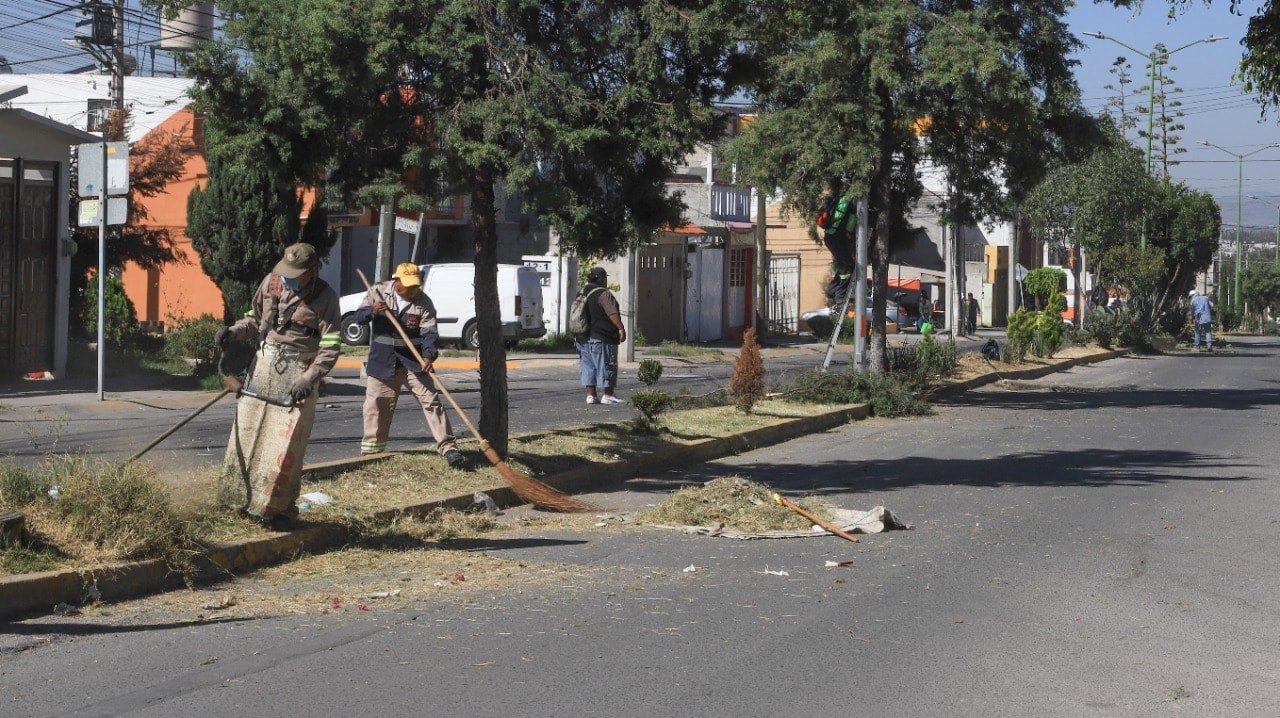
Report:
0,400,855,581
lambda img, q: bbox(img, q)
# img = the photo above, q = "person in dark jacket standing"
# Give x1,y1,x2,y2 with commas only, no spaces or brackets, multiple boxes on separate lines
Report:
575,266,626,405
355,263,465,466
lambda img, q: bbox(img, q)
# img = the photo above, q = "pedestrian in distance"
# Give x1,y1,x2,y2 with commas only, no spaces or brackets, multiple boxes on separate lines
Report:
356,263,466,468
1189,289,1215,352
965,292,980,335
215,242,342,527
575,266,626,405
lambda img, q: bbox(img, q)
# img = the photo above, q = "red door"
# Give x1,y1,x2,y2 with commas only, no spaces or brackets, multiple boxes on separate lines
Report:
726,245,754,340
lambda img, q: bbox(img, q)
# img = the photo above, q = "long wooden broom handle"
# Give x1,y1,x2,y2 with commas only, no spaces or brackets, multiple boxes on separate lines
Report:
772,492,860,543
356,269,487,446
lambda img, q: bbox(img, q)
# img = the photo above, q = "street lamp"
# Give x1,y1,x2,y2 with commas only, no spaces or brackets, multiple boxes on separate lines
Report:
1247,194,1280,265
1199,141,1280,309
1082,32,1225,251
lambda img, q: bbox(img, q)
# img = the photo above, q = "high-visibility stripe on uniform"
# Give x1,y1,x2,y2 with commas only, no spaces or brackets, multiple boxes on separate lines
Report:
319,333,342,348
361,441,385,453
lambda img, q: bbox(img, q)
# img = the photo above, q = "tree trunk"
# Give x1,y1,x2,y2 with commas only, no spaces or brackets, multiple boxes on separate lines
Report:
867,85,895,373
471,168,510,457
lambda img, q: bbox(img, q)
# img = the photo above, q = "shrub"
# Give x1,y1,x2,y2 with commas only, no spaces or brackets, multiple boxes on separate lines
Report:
728,327,766,413
1005,307,1036,363
81,271,138,346
783,369,930,418
163,313,223,372
914,335,957,380
1035,311,1065,357
0,464,52,505
1080,308,1116,349
629,389,673,428
637,359,664,386
1025,267,1067,309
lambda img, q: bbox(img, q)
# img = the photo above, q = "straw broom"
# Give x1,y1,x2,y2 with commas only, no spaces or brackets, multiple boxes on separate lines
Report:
358,269,598,513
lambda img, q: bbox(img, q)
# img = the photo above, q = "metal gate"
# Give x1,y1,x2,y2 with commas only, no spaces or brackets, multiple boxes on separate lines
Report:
768,253,800,334
636,244,684,344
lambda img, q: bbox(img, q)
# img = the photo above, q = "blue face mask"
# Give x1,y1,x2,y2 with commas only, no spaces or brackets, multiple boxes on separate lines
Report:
282,275,302,291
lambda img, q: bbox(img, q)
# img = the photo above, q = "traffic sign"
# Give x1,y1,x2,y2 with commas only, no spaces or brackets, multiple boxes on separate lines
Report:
77,141,130,197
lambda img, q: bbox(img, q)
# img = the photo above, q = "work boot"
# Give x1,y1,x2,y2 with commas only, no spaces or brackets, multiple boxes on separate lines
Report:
445,449,467,469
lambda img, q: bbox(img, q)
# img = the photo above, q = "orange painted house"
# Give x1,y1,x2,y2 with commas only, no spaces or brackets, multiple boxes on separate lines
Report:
120,108,225,327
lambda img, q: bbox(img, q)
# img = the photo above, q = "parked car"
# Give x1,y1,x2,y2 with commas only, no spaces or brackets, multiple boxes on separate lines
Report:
339,263,546,348
800,299,913,337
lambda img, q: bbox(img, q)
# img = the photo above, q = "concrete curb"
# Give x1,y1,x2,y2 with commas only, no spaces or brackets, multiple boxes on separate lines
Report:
0,347,1120,620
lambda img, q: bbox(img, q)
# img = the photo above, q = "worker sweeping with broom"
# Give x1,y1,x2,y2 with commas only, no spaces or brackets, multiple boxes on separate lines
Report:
355,262,466,468
214,243,342,528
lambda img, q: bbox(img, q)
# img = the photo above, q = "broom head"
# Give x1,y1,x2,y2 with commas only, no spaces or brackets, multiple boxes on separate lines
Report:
482,446,600,513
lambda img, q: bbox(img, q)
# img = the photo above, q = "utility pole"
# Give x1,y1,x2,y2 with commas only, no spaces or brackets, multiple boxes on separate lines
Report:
110,0,124,134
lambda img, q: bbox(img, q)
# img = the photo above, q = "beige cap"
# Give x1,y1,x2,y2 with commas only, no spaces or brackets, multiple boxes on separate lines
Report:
394,263,423,287
273,243,319,278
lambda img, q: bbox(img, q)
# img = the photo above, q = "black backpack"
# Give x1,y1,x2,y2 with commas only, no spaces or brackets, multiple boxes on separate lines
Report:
981,339,1001,361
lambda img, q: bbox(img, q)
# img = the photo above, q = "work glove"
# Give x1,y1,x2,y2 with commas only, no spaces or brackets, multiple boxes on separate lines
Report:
288,377,314,402
214,327,230,347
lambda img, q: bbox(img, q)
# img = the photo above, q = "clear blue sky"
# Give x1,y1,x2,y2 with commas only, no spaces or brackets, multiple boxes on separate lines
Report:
1067,0,1279,227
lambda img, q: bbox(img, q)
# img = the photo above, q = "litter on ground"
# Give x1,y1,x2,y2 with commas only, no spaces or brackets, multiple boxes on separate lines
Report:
636,477,912,540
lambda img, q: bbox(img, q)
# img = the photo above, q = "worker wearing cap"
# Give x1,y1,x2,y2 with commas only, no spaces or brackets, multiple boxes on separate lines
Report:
215,242,342,525
355,262,465,467
1189,289,1214,352
575,265,626,404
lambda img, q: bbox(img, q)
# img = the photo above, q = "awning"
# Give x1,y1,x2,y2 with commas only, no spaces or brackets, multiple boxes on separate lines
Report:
660,222,707,236
887,278,921,291
726,221,755,232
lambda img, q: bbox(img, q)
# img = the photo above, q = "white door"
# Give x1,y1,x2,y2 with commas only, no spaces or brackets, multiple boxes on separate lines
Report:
697,247,724,341
768,254,800,334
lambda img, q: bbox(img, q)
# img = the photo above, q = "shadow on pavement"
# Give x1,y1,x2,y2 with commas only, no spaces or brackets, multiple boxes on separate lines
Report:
941,386,1280,413
627,447,1254,497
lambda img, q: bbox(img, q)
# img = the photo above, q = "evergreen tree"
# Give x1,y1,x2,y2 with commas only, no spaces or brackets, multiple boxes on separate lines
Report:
163,0,737,453
724,0,1095,371
186,155,306,322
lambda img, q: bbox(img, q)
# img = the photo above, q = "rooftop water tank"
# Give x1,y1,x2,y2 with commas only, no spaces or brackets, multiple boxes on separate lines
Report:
159,3,214,50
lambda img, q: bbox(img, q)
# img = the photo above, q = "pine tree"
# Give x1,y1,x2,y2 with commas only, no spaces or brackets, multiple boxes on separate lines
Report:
186,155,306,322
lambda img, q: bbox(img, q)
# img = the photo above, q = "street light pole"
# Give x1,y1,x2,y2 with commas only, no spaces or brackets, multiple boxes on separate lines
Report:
1200,141,1280,310
1248,194,1280,264
1082,32,1225,250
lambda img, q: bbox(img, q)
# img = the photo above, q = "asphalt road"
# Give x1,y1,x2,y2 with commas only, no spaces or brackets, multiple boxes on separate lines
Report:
7,334,1272,717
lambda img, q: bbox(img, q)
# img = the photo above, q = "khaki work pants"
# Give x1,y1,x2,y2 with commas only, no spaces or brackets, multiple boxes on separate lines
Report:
362,367,458,454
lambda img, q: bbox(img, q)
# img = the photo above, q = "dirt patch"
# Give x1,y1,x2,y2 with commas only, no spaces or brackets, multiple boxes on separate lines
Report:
84,512,633,623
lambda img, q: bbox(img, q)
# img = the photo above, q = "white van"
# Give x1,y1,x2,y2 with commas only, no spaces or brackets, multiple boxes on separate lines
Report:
339,263,546,348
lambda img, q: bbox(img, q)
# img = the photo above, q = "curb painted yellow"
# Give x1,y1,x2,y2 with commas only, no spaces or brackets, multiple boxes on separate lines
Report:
0,347,1122,619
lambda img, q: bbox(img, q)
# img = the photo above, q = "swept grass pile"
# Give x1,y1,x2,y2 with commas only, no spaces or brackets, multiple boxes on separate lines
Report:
636,476,834,532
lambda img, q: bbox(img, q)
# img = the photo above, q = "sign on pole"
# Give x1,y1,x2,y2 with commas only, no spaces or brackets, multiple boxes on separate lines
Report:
77,141,130,400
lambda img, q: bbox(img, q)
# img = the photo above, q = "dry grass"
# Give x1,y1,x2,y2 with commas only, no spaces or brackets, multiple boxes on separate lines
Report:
636,476,835,532
300,452,507,522
1,456,206,579
951,343,1102,383
114,510,610,621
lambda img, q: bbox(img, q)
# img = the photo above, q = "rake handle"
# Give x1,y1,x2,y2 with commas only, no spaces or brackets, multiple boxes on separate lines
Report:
356,269,489,450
